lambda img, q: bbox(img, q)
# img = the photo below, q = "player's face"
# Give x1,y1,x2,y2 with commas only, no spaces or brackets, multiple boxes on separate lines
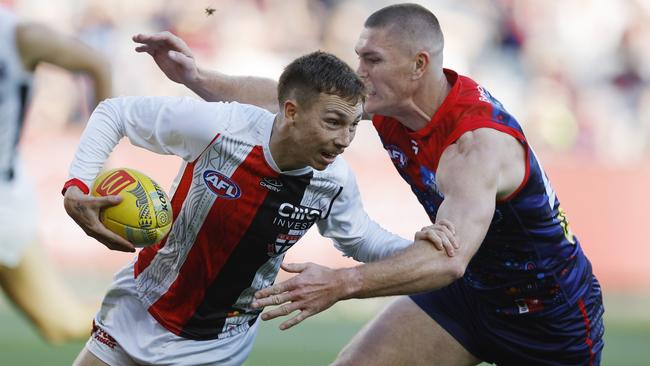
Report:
355,26,414,116
290,93,362,171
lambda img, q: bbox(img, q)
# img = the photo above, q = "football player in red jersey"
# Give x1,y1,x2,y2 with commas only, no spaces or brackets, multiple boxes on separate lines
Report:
135,3,605,366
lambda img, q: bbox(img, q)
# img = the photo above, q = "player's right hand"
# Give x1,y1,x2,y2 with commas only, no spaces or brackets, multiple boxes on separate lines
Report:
415,219,459,257
132,31,199,86
63,186,135,252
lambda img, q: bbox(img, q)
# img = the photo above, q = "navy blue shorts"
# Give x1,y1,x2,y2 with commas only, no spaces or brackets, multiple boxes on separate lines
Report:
410,276,604,365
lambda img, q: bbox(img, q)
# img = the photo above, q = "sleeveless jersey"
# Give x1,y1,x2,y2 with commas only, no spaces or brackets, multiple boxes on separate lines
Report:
0,6,33,182
68,96,410,340
373,69,594,316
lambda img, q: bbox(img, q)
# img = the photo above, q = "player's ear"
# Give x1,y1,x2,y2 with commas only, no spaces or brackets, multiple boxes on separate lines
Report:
283,99,298,124
412,52,429,80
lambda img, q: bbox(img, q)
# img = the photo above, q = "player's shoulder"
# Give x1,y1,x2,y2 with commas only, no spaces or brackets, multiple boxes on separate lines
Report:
313,155,353,186
457,127,516,153
215,101,275,141
226,101,275,124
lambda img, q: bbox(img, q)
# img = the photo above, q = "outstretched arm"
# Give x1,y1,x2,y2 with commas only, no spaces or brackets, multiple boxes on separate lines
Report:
252,128,517,330
17,22,112,105
133,32,278,112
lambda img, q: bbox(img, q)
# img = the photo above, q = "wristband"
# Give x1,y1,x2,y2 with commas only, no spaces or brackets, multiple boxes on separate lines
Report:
62,178,90,196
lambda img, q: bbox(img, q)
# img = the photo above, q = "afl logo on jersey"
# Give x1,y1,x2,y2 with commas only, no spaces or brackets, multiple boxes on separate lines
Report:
203,170,241,199
386,145,408,168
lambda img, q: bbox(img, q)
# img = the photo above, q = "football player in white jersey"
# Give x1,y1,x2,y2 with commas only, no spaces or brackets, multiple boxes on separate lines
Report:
62,50,456,366
0,6,112,343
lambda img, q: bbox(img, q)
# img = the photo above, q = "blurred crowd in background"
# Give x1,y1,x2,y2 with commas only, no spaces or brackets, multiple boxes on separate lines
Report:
4,0,650,166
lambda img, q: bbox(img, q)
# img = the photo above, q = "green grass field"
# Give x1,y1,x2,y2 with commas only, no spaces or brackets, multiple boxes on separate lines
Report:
1,294,649,365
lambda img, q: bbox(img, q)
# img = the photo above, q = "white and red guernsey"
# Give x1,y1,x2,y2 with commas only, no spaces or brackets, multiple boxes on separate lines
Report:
67,96,410,340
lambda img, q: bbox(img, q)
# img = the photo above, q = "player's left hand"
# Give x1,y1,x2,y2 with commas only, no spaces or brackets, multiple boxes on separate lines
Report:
415,219,459,257
251,262,346,330
132,32,199,86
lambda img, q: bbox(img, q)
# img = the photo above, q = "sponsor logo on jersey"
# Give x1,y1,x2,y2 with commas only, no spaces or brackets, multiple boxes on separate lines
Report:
92,322,117,349
203,170,241,199
278,203,321,220
260,177,283,192
272,203,321,231
96,169,136,196
477,85,505,110
386,144,408,168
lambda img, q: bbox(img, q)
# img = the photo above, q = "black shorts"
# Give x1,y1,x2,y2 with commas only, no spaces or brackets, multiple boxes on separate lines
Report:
410,276,604,365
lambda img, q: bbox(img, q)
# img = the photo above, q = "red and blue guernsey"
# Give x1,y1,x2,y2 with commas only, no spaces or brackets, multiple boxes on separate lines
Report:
373,69,601,318
373,69,604,364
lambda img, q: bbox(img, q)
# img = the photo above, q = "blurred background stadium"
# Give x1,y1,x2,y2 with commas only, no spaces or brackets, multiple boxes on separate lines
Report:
1,0,649,364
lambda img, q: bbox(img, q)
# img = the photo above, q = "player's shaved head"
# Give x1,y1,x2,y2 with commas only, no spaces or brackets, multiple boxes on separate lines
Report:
364,3,443,56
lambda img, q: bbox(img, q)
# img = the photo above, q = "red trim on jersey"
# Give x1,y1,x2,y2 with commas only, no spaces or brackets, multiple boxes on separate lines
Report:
578,298,595,366
61,178,89,195
134,160,197,278
498,145,530,203
147,145,277,335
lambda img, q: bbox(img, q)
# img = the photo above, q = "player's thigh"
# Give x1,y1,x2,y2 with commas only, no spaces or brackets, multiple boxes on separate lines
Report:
333,296,481,366
72,347,110,366
0,242,41,304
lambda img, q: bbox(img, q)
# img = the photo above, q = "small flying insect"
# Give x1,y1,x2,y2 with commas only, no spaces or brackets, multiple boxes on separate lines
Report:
205,6,216,16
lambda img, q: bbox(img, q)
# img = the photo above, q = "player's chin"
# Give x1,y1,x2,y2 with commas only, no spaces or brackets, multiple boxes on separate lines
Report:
310,162,329,171
310,156,333,171
363,95,382,115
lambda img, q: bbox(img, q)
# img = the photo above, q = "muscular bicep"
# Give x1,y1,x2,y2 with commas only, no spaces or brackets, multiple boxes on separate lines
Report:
435,130,501,265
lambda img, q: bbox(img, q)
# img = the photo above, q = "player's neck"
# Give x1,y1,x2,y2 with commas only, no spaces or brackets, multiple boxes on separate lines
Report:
394,74,450,131
268,115,299,171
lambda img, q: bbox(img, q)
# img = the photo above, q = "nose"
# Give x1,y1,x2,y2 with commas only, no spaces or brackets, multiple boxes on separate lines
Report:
356,62,367,79
334,128,353,149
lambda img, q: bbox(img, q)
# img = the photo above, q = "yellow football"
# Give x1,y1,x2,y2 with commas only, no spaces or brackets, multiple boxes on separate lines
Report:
91,168,172,247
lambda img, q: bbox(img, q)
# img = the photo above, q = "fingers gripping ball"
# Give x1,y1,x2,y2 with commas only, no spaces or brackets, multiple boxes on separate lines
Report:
91,168,172,247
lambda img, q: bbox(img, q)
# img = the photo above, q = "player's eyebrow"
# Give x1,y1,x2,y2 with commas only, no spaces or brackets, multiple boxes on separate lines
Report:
324,109,349,119
356,50,381,58
325,108,362,123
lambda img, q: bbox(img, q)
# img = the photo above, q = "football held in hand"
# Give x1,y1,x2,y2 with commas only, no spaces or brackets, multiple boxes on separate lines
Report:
92,168,172,247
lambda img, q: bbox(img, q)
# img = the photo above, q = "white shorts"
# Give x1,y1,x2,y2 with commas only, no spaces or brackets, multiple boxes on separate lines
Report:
87,262,259,366
0,163,37,267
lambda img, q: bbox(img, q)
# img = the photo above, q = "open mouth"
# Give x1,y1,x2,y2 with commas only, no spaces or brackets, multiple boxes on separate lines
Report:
321,152,339,164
